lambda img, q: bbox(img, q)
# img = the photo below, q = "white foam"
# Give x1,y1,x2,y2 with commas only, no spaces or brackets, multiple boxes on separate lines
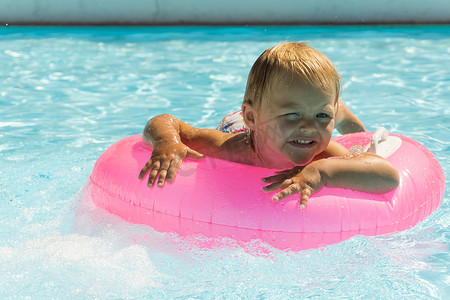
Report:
0,233,163,297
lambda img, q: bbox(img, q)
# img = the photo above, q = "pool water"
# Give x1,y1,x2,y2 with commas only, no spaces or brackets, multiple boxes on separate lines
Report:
0,26,449,298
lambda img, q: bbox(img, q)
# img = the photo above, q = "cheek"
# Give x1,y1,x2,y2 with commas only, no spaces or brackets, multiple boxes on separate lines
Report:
258,120,290,142
276,119,300,136
317,121,334,145
321,120,335,135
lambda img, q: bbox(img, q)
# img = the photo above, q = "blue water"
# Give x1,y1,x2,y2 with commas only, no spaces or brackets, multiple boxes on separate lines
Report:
0,26,449,298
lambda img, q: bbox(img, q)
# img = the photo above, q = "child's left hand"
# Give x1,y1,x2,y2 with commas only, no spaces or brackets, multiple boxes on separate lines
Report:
261,162,325,209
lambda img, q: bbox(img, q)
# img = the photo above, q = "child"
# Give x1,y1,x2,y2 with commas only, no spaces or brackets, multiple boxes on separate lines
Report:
138,42,398,208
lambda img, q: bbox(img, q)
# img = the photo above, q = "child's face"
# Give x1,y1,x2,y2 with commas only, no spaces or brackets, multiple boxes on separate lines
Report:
254,77,336,167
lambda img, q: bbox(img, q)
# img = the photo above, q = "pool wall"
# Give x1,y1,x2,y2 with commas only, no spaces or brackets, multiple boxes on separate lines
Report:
1,0,450,25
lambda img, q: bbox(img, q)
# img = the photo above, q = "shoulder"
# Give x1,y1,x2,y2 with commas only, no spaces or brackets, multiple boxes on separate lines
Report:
186,129,254,164
211,131,255,165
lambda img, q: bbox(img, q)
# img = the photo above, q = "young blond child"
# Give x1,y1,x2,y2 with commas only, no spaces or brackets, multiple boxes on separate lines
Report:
138,42,398,208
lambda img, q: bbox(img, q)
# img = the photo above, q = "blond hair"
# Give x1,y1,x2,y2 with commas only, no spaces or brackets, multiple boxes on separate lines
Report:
243,42,342,109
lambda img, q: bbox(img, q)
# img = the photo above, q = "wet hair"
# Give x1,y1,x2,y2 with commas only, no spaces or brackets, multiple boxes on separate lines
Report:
243,42,342,109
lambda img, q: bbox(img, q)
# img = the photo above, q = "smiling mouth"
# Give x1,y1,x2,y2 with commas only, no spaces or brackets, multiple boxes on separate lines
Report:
288,139,316,147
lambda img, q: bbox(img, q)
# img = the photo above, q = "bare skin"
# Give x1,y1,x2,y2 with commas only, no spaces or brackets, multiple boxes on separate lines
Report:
139,80,398,208
335,100,366,134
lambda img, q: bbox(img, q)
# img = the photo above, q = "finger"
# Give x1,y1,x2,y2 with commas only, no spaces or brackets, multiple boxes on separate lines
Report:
273,166,303,175
186,149,205,160
166,157,182,182
273,169,291,175
138,159,152,180
157,160,172,187
272,183,301,202
147,161,161,187
262,178,293,192
299,187,312,210
261,173,289,183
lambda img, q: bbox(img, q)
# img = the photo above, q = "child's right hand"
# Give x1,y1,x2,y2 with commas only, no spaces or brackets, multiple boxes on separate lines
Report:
138,142,204,187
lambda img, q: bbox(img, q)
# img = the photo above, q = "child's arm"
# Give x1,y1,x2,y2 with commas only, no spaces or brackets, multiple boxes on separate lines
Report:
261,151,399,209
335,100,366,134
138,114,235,187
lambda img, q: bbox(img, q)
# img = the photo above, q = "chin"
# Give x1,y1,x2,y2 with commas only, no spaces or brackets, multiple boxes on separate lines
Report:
284,146,320,166
290,156,314,166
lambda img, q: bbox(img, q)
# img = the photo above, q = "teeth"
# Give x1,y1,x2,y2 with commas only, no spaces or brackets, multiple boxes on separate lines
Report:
293,140,313,144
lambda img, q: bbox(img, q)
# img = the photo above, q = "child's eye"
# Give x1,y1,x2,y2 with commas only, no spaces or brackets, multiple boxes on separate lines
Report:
316,113,330,118
283,113,301,121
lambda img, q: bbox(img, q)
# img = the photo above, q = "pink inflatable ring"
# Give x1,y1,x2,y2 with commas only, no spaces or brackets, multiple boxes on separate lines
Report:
85,131,444,250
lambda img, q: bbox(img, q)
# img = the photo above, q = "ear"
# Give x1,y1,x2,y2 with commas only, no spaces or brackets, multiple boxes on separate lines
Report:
335,99,341,117
242,102,257,130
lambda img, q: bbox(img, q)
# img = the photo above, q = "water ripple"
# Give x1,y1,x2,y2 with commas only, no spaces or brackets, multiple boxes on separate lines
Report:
0,26,449,299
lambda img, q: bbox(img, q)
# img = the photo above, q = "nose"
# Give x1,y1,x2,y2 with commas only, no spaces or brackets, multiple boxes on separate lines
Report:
298,118,316,134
